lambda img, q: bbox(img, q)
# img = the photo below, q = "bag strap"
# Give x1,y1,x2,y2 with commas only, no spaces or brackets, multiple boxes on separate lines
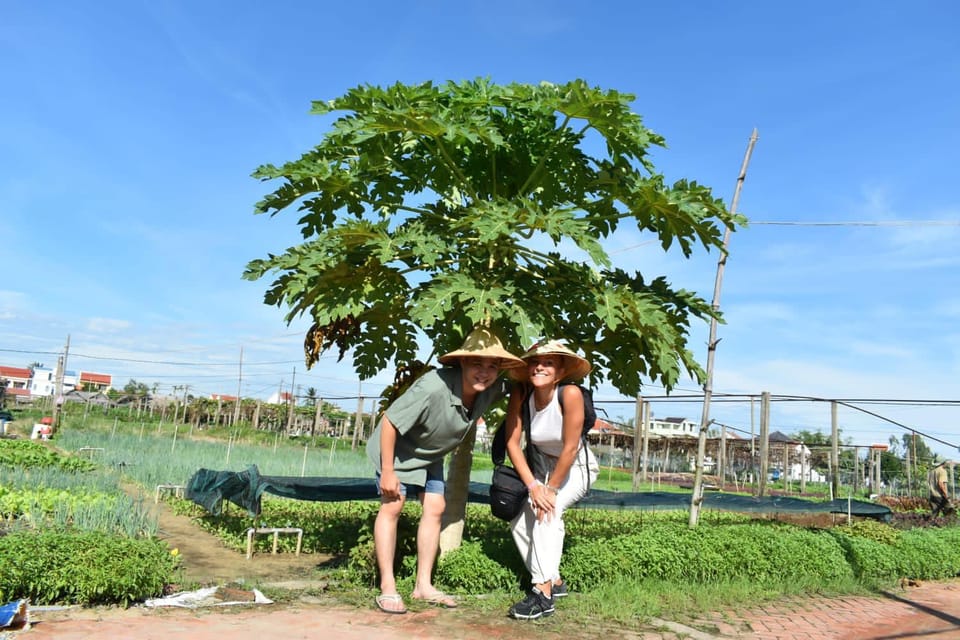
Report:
491,386,533,466
492,385,593,493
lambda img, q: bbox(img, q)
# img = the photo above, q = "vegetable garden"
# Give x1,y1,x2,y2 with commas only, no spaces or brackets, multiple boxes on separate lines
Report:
1,412,958,619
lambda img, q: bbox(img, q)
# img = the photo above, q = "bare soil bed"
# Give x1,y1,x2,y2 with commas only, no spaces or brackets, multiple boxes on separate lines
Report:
151,497,332,588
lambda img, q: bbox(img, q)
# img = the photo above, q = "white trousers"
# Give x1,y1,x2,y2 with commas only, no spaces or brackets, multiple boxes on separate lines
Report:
510,447,598,585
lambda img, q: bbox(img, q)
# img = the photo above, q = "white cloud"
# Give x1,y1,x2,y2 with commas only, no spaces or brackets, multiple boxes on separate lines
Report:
0,289,29,314
85,318,132,333
846,340,915,360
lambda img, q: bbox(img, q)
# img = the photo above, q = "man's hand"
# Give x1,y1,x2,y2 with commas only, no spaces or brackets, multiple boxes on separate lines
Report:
380,468,402,501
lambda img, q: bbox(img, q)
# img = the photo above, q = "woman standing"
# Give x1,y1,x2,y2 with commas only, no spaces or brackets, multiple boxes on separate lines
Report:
367,327,524,614
503,340,599,620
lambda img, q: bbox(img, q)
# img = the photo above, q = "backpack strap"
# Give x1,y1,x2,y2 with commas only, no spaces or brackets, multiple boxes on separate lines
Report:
491,385,591,486
556,383,593,493
556,383,585,439
491,386,533,467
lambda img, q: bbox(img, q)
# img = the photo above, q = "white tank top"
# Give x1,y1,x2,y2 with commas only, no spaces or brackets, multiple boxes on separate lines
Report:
527,390,565,457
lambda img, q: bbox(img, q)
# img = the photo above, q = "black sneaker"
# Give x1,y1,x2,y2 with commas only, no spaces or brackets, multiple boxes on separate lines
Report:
552,581,568,598
509,587,555,620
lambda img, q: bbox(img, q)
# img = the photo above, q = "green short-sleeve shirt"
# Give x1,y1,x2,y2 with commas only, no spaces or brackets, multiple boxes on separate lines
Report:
929,464,948,495
367,366,508,487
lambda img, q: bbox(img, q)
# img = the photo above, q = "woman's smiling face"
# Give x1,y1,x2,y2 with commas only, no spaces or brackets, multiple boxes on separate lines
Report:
525,355,566,387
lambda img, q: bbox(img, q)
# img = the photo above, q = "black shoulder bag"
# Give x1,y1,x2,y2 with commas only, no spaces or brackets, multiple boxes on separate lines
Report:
488,389,539,521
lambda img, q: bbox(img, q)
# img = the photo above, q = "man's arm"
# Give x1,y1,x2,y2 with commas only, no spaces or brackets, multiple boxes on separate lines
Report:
379,416,402,500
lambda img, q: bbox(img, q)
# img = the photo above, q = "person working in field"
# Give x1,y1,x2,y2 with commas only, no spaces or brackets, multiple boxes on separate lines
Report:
367,326,524,614
928,458,953,518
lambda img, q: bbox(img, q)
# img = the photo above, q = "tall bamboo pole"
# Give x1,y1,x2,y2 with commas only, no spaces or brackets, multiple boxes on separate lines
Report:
233,346,243,426
641,401,651,482
831,401,840,498
758,391,771,496
689,129,759,527
632,395,643,490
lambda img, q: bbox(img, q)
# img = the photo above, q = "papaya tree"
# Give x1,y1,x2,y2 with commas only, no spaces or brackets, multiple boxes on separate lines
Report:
244,79,744,550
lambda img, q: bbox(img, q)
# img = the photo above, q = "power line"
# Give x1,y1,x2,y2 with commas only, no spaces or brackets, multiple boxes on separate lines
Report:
606,219,960,255
750,220,960,227
594,393,960,407
69,352,300,367
594,393,960,452
835,401,959,451
0,347,332,368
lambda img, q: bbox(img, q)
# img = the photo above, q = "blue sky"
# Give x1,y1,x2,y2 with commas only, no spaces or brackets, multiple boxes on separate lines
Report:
2,1,958,459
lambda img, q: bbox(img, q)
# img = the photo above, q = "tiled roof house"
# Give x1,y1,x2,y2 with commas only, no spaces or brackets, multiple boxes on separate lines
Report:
0,366,32,390
79,372,112,392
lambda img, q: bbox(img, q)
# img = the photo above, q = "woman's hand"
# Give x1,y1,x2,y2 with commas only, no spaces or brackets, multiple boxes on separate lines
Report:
530,483,557,522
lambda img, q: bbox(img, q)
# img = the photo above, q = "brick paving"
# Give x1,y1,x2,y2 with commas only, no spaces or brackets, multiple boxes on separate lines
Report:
688,580,960,639
10,580,960,639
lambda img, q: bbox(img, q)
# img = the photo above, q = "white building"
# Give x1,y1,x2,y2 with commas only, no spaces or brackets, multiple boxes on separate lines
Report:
28,366,79,397
648,416,698,438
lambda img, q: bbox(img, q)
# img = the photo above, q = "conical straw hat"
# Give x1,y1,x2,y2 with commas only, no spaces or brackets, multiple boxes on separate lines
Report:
508,339,591,382
438,327,524,369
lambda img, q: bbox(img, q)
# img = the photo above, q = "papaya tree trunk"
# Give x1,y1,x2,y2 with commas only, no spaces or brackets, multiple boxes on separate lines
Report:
439,424,477,555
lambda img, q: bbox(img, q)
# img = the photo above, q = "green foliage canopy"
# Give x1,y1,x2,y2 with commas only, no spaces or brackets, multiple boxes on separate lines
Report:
123,379,150,396
245,79,744,395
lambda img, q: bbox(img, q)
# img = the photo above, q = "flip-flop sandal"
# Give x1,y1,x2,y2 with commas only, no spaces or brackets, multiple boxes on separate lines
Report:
376,593,407,614
412,592,458,608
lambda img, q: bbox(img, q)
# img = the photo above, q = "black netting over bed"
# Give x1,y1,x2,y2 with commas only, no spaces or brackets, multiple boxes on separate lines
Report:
185,465,891,521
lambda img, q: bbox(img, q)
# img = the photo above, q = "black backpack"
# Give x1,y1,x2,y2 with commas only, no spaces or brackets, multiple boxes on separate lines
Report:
558,383,597,437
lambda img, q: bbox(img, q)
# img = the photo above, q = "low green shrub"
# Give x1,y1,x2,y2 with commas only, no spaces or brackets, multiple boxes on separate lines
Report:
895,527,960,580
435,540,518,593
0,530,179,605
562,521,853,591
344,506,420,586
835,519,901,546
830,523,960,583
0,439,95,472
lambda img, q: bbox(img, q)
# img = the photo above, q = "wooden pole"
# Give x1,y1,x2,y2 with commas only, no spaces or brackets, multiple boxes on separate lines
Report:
233,346,243,426
853,446,859,495
905,438,912,494
874,448,883,495
632,395,643,490
750,396,756,484
719,424,727,487
911,433,919,495
827,449,833,500
783,442,790,493
831,401,839,499
312,397,323,438
286,368,296,434
351,381,363,451
367,397,377,441
51,334,70,433
690,128,759,527
758,391,771,497
800,441,807,494
641,401,651,483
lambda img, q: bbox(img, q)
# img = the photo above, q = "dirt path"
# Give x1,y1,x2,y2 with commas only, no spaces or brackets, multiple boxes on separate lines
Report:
149,495,329,587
